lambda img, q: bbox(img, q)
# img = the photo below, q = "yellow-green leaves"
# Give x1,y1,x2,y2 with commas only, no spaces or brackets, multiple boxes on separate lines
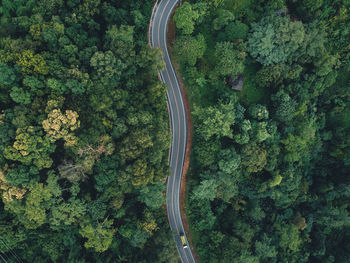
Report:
42,109,80,146
24,183,52,229
4,126,55,170
16,50,49,75
174,2,200,35
79,219,116,252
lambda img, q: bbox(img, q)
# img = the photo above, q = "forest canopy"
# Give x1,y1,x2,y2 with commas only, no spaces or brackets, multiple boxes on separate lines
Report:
1,0,350,262
173,0,350,262
0,1,178,262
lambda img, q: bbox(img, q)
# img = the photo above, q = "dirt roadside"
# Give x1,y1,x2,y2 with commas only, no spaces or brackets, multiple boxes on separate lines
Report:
166,6,200,263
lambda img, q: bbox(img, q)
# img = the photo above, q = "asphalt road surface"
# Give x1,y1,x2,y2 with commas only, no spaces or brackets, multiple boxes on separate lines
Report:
149,1,196,262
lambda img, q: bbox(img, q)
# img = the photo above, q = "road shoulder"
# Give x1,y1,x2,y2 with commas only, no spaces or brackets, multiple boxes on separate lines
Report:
166,6,200,263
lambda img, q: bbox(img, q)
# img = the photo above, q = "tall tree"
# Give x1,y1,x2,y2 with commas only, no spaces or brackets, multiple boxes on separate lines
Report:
174,2,200,35
248,14,305,65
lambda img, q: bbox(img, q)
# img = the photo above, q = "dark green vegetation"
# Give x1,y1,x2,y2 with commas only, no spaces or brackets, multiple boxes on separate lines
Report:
174,0,350,262
0,1,178,262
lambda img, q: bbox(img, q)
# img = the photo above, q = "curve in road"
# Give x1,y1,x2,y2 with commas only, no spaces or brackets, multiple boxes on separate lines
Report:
149,1,196,262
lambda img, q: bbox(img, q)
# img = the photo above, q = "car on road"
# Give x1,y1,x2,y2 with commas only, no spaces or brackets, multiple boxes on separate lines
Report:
180,233,188,248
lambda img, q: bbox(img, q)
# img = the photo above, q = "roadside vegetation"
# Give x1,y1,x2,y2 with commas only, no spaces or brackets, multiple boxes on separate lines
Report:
0,1,179,262
173,0,350,262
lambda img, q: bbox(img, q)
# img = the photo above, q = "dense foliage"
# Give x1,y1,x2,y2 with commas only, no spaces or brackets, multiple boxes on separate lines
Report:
0,0,178,262
173,0,350,262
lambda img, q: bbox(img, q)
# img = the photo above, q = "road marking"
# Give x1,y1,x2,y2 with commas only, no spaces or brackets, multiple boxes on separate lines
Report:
157,0,181,236
154,0,179,234
157,1,194,262
153,3,176,167
154,1,192,262
160,1,188,181
160,1,196,261
152,1,193,262
162,5,188,156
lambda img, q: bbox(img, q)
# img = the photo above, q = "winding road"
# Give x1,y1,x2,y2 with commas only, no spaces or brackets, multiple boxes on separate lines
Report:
149,1,196,262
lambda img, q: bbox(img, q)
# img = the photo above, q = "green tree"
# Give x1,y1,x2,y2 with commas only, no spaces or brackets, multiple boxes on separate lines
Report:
79,218,116,252
24,183,52,228
234,119,252,145
10,86,31,104
174,2,199,35
131,158,153,187
42,108,80,146
16,50,49,75
214,41,246,77
255,234,278,260
224,21,249,40
218,148,241,174
194,137,221,167
314,52,339,77
42,27,59,50
297,0,323,15
192,179,218,201
119,130,153,160
104,25,135,63
193,100,235,140
118,223,149,248
137,46,165,75
241,143,267,173
5,165,39,187
0,63,16,86
4,126,55,169
94,156,118,192
239,252,259,263
65,79,86,95
152,229,178,263
50,198,87,228
300,21,327,59
0,218,27,253
90,51,123,80
265,0,287,12
23,76,44,96
46,78,66,94
216,171,239,202
138,182,166,210
248,14,305,65
191,200,216,231
251,121,271,143
0,0,184,262
0,0,36,17
248,104,269,120
0,113,15,163
282,119,316,163
174,34,206,66
4,182,54,229
254,63,301,87
271,90,296,123
59,44,78,64
278,224,302,253
213,9,235,31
